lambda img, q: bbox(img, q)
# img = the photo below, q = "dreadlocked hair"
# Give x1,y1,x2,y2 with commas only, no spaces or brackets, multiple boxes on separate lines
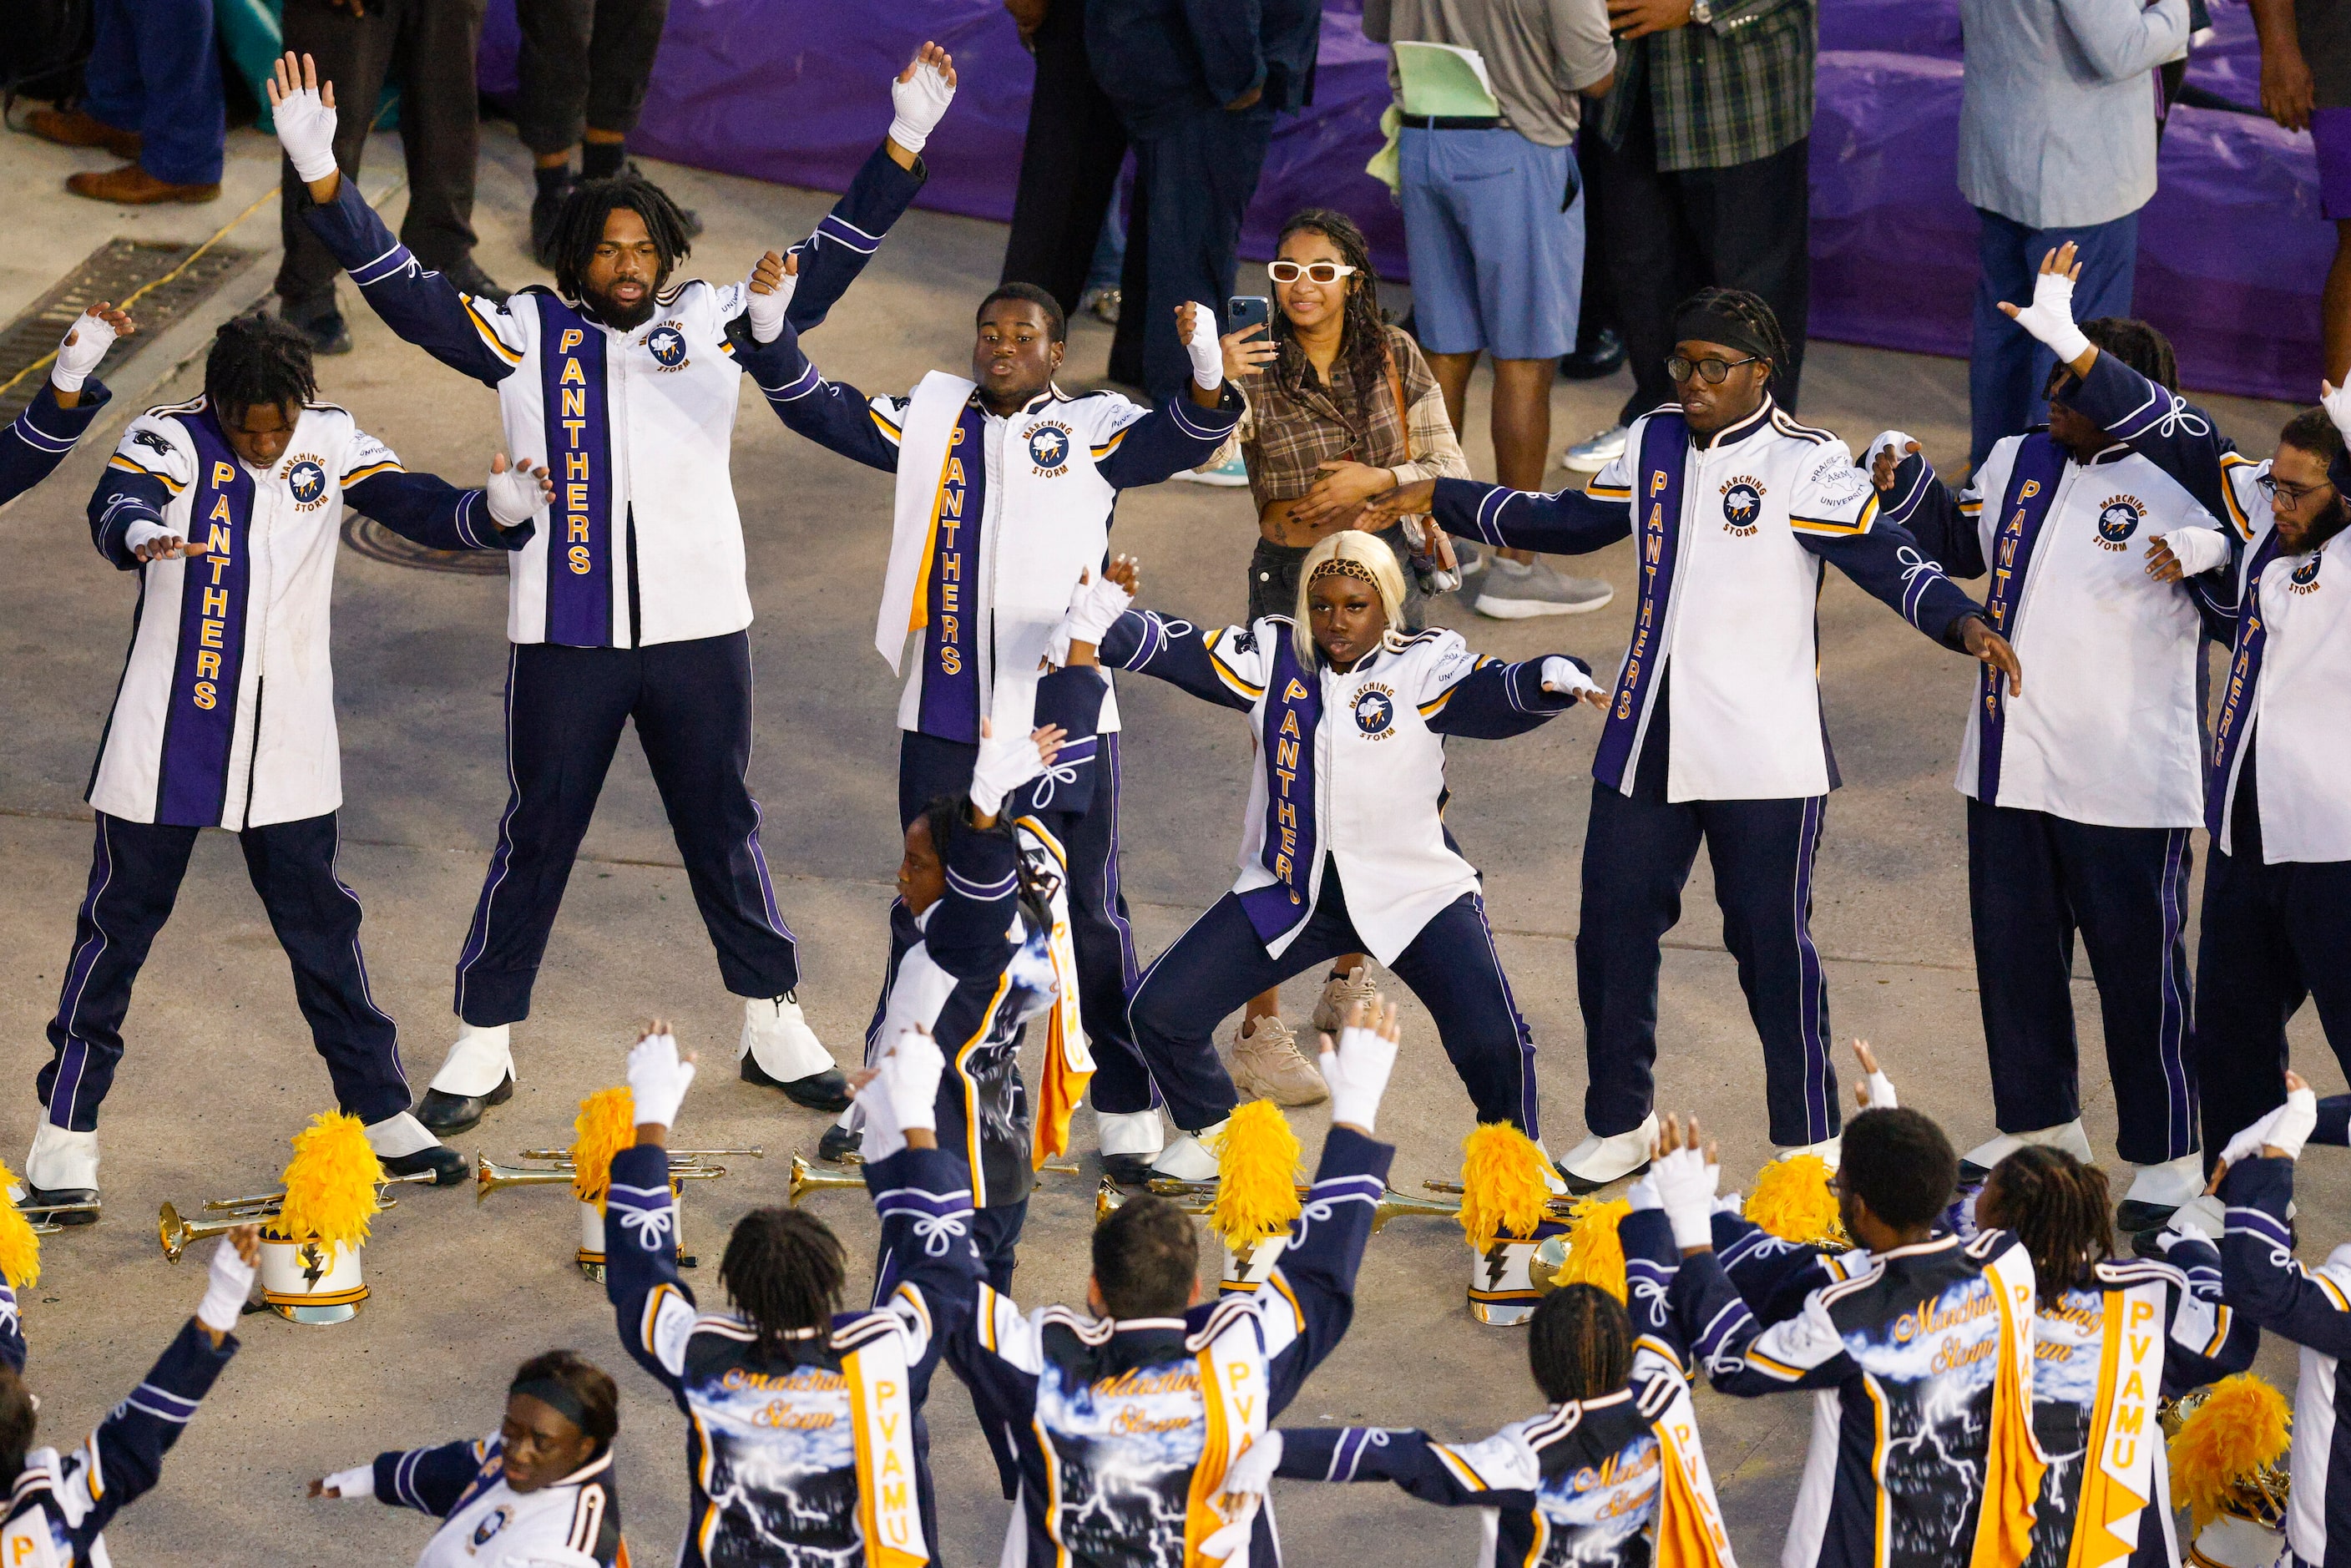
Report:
2081,318,2179,392
918,793,1056,938
720,1206,845,1358
1270,209,1393,429
1528,1284,1635,1404
549,173,695,302
1984,1145,2113,1307
205,312,316,419
1676,286,1789,387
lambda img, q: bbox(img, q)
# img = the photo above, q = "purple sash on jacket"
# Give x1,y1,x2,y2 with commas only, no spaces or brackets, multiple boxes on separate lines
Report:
1237,634,1321,946
154,409,255,826
1974,434,2068,806
2207,529,2287,837
537,296,615,646
1592,412,1688,792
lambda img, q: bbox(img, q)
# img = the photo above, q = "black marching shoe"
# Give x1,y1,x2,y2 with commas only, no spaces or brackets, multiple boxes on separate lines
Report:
417,1072,514,1135
2113,1199,2179,1235
379,1144,468,1186
1558,326,1627,381
740,1053,852,1113
283,298,352,357
818,1121,863,1163
22,1182,99,1227
1100,1152,1155,1186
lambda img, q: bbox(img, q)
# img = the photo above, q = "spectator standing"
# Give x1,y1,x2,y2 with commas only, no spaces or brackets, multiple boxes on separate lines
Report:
25,0,223,204
999,0,1130,321
1560,0,1818,475
1956,0,2187,468
518,0,691,266
2250,0,2351,382
1088,0,1321,407
1363,0,1615,618
276,0,505,358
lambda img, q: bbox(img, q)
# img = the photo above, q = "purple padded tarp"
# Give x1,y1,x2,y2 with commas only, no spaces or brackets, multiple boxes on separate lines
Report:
482,0,2328,402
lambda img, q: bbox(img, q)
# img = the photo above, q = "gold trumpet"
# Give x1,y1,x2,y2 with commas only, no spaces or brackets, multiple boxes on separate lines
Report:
159,1171,436,1263
1371,1189,1461,1233
788,1154,866,1206
475,1154,728,1202
18,1199,101,1235
1421,1179,1580,1220
518,1146,764,1164
1095,1177,1211,1225
202,1169,435,1215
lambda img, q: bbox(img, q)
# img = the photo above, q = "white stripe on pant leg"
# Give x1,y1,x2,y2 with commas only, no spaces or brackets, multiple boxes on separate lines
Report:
53,816,122,1128
455,644,525,1017
327,817,406,1091
1468,894,1540,1137
1788,797,1833,1144
738,639,793,940
2157,827,2194,1159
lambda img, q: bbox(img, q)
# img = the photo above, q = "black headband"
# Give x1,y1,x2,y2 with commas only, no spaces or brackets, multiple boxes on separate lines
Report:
1671,306,1777,368
508,1377,593,1435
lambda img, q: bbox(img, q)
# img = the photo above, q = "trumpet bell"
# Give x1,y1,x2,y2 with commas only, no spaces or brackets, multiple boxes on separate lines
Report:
1370,1189,1462,1235
159,1201,260,1265
788,1154,866,1206
475,1156,582,1203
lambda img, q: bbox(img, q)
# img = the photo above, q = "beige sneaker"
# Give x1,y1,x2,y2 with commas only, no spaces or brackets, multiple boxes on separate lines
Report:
1230,1015,1329,1107
1310,965,1383,1034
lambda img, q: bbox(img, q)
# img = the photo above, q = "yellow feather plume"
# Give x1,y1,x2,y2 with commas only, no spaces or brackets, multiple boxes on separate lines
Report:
0,1161,42,1291
1211,1100,1302,1251
570,1085,637,1209
1745,1153,1848,1247
1458,1122,1553,1244
2171,1374,2293,1530
274,1111,384,1250
1550,1197,1631,1301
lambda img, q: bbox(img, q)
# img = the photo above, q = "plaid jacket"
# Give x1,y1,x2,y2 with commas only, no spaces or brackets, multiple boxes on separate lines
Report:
1595,0,1817,172
1207,324,1469,517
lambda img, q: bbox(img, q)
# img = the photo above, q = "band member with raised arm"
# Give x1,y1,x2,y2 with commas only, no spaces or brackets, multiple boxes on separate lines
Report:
267,46,953,1130
601,1024,980,1567
2,304,135,505
1362,287,2018,1191
1073,540,1602,1180
739,268,1243,1180
25,315,545,1216
947,999,1401,1566
1984,257,2351,1170
309,1350,624,1568
0,1224,255,1567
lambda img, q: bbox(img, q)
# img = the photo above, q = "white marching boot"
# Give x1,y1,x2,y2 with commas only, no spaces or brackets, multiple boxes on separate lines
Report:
418,1021,516,1134
738,994,851,1112
1097,1109,1165,1184
1959,1118,2094,1179
24,1120,99,1225
363,1110,465,1186
1776,1135,1843,1171
1150,1118,1229,1184
1557,1112,1659,1194
2117,1151,2207,1232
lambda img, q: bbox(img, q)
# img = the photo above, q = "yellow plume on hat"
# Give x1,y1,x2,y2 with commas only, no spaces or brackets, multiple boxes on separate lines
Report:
0,1161,42,1291
276,1111,384,1251
1458,1123,1552,1245
1551,1196,1631,1301
2170,1374,2292,1530
571,1086,637,1210
1745,1153,1847,1247
1211,1100,1302,1252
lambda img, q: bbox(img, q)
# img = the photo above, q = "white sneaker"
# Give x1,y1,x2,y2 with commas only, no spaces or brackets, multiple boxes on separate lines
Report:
1777,1135,1843,1171
1474,557,1614,620
429,1020,513,1097
1454,539,1488,578
1558,1112,1658,1193
1150,1119,1230,1183
1562,425,1629,473
26,1120,98,1192
1173,454,1250,487
1959,1119,2094,1176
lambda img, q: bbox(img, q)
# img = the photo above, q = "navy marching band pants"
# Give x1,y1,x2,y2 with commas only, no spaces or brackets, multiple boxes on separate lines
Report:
2193,759,2351,1162
1968,798,2196,1165
453,633,801,1024
40,811,410,1129
1125,864,1540,1136
1577,779,1837,1149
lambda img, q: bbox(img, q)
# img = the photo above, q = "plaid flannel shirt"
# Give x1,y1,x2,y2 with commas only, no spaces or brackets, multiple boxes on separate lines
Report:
1206,325,1469,512
1595,0,1817,172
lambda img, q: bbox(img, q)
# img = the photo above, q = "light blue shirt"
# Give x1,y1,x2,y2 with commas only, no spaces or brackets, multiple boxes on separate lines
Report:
1958,0,2191,230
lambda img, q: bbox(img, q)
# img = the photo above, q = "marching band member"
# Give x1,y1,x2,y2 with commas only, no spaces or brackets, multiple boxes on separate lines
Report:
1869,245,2232,1227
1,304,134,506
270,45,949,1130
2214,1075,2348,1568
945,999,1401,1567
310,1350,624,1568
1363,288,2017,1191
741,270,1243,1181
0,1224,254,1567
1656,1107,2049,1568
26,314,545,1216
1078,539,1601,1181
1990,265,2351,1168
601,1024,981,1566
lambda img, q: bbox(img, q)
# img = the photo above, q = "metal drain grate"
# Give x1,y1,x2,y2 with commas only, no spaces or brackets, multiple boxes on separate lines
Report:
340,513,511,576
0,239,256,421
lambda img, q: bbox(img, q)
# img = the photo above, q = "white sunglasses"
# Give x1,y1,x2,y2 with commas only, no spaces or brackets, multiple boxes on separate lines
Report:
1267,260,1360,284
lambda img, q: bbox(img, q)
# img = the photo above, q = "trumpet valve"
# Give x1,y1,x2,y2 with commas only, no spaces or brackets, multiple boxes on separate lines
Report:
1095,1178,1126,1226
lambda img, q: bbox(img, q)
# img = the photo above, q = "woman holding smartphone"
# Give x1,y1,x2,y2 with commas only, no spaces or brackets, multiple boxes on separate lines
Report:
1197,206,1474,1108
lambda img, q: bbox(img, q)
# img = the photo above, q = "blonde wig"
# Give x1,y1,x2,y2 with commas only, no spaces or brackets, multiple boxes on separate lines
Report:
1292,529,1410,668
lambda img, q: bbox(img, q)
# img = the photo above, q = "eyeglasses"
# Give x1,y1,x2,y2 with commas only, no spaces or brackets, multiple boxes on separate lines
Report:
1666,353,1761,385
1268,260,1359,284
2257,473,2336,508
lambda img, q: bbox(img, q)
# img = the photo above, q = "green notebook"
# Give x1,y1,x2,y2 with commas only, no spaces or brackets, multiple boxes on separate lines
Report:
1393,41,1502,119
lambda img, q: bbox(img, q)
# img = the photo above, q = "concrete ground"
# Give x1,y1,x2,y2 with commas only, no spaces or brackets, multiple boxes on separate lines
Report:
0,112,2342,1568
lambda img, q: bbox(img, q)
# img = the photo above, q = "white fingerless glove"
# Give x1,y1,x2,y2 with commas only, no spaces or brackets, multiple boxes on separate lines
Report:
746,261,796,346
195,1235,256,1333
1318,1021,1398,1134
1183,303,1224,392
2268,1085,2319,1160
624,1030,696,1129
2160,527,2231,578
1221,1430,1282,1503
887,60,956,155
854,1059,907,1163
969,723,1046,819
1864,430,1921,470
275,81,341,184
124,520,185,556
1540,655,1600,698
1651,1146,1719,1251
320,1464,376,1500
1625,1171,1661,1211
2009,267,2090,365
485,460,546,527
51,311,117,394
2324,378,2351,445
877,1025,944,1136
1049,569,1135,667
1859,1066,1898,1110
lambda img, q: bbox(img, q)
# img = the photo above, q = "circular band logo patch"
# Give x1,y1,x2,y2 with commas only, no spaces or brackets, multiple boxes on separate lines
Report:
1028,425,1069,470
1722,482,1762,528
2293,554,2323,587
647,325,688,367
1352,685,1395,737
287,459,327,505
2097,498,2143,544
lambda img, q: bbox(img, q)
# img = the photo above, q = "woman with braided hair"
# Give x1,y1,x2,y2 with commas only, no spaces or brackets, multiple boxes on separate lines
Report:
1058,537,1605,1180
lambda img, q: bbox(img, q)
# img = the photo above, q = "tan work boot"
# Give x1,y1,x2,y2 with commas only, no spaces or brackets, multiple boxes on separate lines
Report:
1229,1014,1328,1107
1310,964,1383,1033
27,107,141,159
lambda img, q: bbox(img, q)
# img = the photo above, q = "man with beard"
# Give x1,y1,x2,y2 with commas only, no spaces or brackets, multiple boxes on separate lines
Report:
268,47,956,1132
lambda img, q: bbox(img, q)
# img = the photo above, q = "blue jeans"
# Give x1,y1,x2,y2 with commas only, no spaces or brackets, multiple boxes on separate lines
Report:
1969,207,2138,469
81,0,225,185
